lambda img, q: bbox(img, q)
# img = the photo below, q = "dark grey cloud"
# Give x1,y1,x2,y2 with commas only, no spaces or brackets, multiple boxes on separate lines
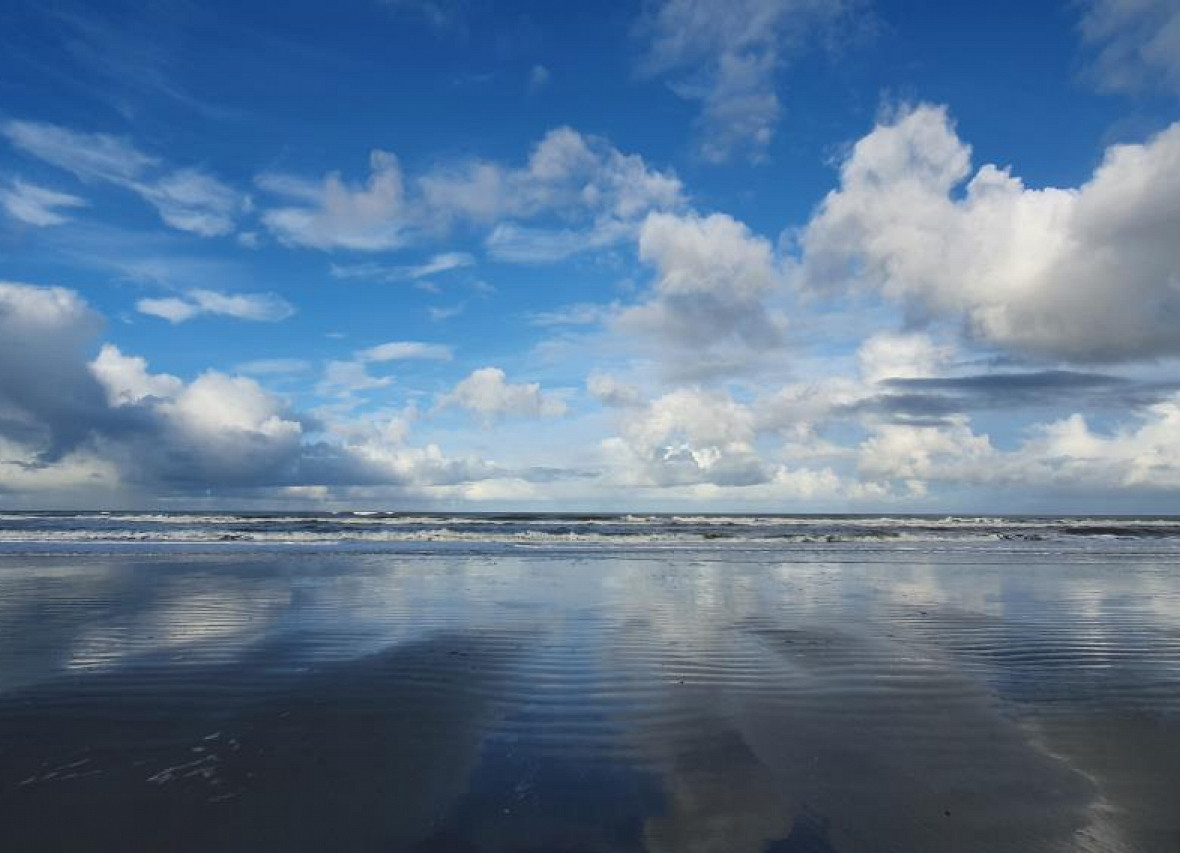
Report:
0,283,510,499
844,371,1180,424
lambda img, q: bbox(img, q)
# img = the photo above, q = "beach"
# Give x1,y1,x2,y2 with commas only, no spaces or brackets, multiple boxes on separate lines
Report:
0,514,1178,851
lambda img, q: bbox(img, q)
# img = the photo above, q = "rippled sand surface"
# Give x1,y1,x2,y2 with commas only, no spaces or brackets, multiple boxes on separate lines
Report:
1,548,1178,851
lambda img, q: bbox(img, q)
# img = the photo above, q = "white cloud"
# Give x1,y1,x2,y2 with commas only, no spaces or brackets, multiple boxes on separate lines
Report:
857,331,954,384
1026,401,1180,490
1,120,158,183
600,388,771,487
162,372,301,438
135,297,200,323
617,211,787,378
484,221,631,264
1,120,243,237
0,283,298,491
0,281,524,501
0,179,87,226
422,126,684,256
858,416,994,486
317,360,393,397
799,104,1180,362
357,341,453,362
854,395,1180,494
1079,0,1180,97
259,150,408,251
753,376,866,437
255,126,681,260
404,251,474,277
587,372,644,408
136,290,295,324
329,251,474,282
90,344,182,406
440,367,567,423
134,168,241,237
637,0,865,162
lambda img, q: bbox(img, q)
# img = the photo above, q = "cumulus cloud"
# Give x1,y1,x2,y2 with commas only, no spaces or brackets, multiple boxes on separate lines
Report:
799,104,1180,363
6,277,1180,505
257,127,682,259
595,386,857,493
90,344,182,406
587,372,644,408
423,126,684,262
858,416,994,491
636,0,867,162
0,179,87,226
0,281,111,461
618,211,787,379
857,331,954,384
1024,400,1180,490
258,150,409,251
1079,0,1180,97
0,281,512,500
855,396,1180,495
420,127,683,224
1,120,242,237
440,367,567,424
136,290,295,323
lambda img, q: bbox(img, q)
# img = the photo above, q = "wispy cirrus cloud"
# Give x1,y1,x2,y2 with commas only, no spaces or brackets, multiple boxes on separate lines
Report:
1078,0,1180,97
635,0,871,163
329,251,475,282
136,289,295,323
0,178,88,226
1,119,243,237
356,341,454,362
233,358,314,377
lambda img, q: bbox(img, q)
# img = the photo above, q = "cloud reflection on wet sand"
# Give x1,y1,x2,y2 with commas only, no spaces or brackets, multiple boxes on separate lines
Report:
0,550,1177,851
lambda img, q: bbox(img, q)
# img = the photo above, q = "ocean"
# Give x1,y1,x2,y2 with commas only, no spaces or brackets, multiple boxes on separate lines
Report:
2,510,1180,549
0,513,1178,850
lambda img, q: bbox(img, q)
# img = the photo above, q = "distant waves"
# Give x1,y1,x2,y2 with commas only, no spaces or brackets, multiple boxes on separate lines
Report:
1,512,1180,551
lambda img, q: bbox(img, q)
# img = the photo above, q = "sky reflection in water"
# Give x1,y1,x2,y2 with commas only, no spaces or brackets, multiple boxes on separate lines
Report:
1,548,1178,851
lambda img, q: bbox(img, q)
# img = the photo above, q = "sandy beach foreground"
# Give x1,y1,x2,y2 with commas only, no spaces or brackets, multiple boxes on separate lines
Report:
0,542,1177,851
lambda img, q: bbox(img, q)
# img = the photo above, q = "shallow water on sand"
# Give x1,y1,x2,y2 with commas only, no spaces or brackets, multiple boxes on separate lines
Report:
1,548,1178,851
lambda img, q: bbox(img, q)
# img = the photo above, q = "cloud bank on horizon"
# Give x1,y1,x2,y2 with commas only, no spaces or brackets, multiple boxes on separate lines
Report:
1,0,1179,511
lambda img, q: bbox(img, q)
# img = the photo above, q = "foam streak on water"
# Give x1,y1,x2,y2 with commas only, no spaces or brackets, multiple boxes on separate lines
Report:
0,531,1178,851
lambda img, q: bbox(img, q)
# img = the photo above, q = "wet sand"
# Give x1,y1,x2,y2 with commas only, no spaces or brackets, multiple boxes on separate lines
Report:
0,549,1178,851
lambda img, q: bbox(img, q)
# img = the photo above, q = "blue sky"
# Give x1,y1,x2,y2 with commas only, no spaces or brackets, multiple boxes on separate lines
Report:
1,0,1179,511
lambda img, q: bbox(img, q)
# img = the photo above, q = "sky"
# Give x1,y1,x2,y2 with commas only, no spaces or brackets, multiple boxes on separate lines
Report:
1,0,1179,512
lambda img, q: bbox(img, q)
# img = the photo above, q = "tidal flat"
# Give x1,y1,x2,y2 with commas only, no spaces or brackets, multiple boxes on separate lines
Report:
0,542,1178,851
